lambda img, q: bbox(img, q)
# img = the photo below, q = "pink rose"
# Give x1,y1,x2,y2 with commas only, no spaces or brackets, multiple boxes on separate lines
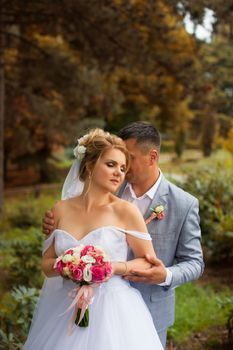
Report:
73,267,83,281
81,245,95,257
95,256,104,265
95,249,104,255
105,262,113,277
56,260,65,274
79,260,86,269
90,266,105,282
157,212,165,220
65,249,74,255
66,262,76,271
88,251,98,258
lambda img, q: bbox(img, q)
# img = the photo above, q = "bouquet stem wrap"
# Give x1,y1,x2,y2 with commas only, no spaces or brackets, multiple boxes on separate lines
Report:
64,283,95,332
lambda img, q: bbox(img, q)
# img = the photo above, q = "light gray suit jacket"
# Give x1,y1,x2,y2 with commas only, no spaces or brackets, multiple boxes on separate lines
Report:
118,174,204,332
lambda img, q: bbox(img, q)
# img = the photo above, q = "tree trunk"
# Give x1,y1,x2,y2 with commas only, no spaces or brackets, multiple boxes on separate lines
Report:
0,2,5,212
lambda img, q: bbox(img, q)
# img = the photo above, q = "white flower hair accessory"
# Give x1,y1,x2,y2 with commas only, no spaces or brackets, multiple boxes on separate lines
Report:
73,134,88,160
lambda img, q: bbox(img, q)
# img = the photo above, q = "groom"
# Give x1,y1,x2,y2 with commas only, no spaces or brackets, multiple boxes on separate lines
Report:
43,121,204,349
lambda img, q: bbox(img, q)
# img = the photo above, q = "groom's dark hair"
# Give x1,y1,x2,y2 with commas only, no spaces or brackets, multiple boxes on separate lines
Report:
118,121,161,152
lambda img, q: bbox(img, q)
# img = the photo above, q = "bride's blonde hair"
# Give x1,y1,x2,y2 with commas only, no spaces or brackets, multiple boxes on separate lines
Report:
77,128,130,182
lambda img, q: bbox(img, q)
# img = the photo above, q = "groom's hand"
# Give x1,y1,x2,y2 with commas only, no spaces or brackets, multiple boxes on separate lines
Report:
42,210,55,235
124,254,167,284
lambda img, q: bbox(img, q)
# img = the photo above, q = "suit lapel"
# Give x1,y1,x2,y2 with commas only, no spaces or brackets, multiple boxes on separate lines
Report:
143,174,169,222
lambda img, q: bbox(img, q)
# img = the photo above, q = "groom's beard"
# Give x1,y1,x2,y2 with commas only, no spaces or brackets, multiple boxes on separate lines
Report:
125,171,137,184
125,173,132,183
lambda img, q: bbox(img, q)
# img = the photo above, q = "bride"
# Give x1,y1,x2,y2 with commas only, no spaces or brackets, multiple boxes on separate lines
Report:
23,128,163,350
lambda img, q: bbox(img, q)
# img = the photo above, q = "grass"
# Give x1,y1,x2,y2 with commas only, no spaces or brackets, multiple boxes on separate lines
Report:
168,282,231,344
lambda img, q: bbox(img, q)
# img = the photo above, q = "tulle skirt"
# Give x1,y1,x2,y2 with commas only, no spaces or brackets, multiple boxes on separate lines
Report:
23,276,163,350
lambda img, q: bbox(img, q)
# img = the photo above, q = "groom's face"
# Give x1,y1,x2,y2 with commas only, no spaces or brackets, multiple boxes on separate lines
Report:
124,138,151,185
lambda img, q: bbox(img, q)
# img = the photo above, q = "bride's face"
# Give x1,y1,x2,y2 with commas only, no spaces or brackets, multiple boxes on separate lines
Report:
91,148,127,192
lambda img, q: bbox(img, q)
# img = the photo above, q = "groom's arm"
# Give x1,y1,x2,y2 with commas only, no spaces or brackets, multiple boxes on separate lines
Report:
166,197,204,289
125,198,204,287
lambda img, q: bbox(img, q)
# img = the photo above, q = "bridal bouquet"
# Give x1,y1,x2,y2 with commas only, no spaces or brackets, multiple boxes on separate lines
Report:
54,244,113,328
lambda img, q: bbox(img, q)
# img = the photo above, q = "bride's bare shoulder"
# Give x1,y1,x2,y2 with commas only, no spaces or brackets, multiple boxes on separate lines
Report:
113,197,140,216
112,197,147,231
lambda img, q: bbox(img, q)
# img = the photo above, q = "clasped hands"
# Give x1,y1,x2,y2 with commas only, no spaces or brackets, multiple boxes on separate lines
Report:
124,254,167,285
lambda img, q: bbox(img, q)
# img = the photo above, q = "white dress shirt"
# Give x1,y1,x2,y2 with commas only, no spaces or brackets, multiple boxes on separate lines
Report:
121,171,172,286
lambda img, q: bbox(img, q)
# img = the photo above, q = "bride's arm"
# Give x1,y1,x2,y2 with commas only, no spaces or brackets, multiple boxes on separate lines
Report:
42,243,59,277
113,202,156,276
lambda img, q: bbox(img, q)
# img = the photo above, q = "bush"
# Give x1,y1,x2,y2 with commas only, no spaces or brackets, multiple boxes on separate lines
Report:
217,296,233,343
180,165,233,261
1,194,59,232
0,228,44,288
0,194,55,348
0,286,39,349
6,198,53,229
7,202,42,228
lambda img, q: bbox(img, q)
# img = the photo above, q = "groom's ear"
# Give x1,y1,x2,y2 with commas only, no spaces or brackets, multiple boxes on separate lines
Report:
149,149,158,164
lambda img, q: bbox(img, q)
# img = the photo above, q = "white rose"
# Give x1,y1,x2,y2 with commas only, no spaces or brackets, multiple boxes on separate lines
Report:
83,264,92,282
73,145,86,159
63,267,71,277
62,254,73,263
82,255,96,264
73,245,84,254
72,252,81,259
72,256,81,265
77,134,89,144
154,205,164,213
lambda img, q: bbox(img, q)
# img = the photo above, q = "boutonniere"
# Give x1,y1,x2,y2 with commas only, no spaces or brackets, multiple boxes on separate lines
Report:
145,205,165,225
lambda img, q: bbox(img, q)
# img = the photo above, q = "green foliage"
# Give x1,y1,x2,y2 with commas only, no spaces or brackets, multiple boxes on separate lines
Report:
0,228,43,288
0,286,39,349
11,286,40,334
1,194,58,232
217,296,233,342
0,329,23,350
168,282,231,344
0,194,54,348
7,202,42,228
180,163,233,261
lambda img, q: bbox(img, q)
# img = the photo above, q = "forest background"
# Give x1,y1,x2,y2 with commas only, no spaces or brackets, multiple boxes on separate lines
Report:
0,1,233,349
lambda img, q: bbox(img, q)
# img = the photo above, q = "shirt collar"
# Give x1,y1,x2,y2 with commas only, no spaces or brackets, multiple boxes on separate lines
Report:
124,170,162,200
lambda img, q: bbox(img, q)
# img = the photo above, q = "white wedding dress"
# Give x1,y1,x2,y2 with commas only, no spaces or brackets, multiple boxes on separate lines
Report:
23,226,163,350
